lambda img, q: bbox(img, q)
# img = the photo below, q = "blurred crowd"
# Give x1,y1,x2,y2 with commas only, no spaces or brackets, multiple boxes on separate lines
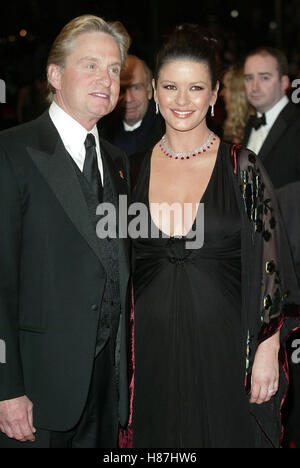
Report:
1,15,300,132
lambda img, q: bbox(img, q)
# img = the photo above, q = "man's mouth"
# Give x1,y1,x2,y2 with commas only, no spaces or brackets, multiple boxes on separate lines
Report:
89,92,110,99
125,106,139,112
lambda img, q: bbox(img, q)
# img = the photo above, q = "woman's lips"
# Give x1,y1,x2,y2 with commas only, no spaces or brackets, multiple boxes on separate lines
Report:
171,109,194,118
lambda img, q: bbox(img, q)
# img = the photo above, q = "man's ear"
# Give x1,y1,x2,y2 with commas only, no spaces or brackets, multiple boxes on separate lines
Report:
47,64,63,92
281,74,290,93
147,85,153,100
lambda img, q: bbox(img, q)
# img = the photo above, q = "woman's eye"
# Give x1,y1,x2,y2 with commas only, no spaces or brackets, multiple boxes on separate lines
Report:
164,85,176,90
191,86,204,91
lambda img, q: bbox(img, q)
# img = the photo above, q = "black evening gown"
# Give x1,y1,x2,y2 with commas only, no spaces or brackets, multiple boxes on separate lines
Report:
131,142,254,448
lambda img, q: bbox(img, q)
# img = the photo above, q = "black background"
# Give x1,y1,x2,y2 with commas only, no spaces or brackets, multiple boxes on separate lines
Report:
0,0,300,128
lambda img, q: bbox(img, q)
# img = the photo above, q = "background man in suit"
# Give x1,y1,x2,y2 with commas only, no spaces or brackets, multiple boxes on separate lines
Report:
0,15,131,448
243,46,300,448
101,55,165,155
243,46,300,188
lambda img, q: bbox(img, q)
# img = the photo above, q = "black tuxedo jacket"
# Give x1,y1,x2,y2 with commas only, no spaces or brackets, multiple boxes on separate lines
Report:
243,101,300,189
0,111,130,431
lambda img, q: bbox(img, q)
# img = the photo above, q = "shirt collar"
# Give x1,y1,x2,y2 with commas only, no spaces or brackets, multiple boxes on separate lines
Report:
258,95,289,128
49,101,99,159
123,120,143,132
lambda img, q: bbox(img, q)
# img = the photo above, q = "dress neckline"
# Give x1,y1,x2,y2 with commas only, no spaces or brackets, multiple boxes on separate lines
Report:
146,140,222,239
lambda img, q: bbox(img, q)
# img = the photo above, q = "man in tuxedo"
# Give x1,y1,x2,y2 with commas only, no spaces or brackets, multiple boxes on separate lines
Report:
101,55,164,155
243,46,300,188
244,46,300,447
0,15,131,448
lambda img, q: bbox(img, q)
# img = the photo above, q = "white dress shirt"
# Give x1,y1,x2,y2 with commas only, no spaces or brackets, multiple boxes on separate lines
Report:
123,120,142,132
247,95,289,155
48,101,104,181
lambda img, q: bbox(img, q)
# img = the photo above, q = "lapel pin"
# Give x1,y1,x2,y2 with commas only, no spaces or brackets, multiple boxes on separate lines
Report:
119,170,124,180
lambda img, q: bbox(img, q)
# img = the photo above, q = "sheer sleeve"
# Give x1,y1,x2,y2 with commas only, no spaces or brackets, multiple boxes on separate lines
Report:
232,145,300,343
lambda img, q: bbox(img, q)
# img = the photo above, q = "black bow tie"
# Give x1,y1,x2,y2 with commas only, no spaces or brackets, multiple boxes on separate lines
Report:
249,113,267,130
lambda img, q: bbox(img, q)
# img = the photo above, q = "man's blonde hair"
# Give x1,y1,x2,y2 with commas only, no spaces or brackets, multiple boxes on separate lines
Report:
47,14,131,101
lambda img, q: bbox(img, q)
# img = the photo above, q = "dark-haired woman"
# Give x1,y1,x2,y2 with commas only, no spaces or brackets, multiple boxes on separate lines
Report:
120,25,300,448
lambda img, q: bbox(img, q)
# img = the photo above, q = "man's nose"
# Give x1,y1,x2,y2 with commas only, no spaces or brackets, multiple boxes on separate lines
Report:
122,87,134,102
251,78,261,92
97,69,112,87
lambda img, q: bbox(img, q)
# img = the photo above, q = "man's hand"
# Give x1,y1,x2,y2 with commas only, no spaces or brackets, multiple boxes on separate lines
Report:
0,396,36,442
250,331,280,405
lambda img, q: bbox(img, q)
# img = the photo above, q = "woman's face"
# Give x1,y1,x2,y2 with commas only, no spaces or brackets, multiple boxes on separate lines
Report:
154,59,218,133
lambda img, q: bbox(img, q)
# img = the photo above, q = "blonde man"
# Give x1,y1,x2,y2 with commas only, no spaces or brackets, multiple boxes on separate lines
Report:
0,15,131,448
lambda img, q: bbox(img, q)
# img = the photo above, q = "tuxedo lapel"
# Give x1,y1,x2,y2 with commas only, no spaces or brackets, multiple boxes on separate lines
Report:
257,102,297,163
100,141,130,299
258,114,287,162
26,113,103,264
100,141,128,201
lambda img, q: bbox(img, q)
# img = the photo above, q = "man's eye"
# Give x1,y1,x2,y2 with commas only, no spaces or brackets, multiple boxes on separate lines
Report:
110,67,120,75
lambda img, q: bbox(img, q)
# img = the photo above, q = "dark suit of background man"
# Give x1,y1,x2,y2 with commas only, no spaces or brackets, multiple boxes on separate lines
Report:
243,46,300,448
0,15,131,448
100,55,165,156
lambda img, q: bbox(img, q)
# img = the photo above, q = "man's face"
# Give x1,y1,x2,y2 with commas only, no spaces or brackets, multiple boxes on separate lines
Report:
117,57,152,126
244,54,288,113
48,31,122,130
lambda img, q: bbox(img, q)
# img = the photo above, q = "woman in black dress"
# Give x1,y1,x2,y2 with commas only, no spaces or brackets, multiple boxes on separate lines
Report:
120,25,300,448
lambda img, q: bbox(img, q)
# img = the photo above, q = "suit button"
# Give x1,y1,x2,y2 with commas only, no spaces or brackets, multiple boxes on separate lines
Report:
91,304,98,312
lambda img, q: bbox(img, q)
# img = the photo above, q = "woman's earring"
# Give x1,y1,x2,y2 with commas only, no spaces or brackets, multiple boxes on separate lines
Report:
155,102,159,115
211,105,215,118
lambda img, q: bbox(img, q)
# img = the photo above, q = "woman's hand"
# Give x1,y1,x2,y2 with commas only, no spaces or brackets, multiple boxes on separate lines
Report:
250,331,280,405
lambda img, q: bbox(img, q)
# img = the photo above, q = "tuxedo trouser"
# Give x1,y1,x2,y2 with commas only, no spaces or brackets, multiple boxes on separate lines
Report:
0,341,119,448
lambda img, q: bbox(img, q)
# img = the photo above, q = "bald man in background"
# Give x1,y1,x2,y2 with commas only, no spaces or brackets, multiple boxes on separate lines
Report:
101,55,164,156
